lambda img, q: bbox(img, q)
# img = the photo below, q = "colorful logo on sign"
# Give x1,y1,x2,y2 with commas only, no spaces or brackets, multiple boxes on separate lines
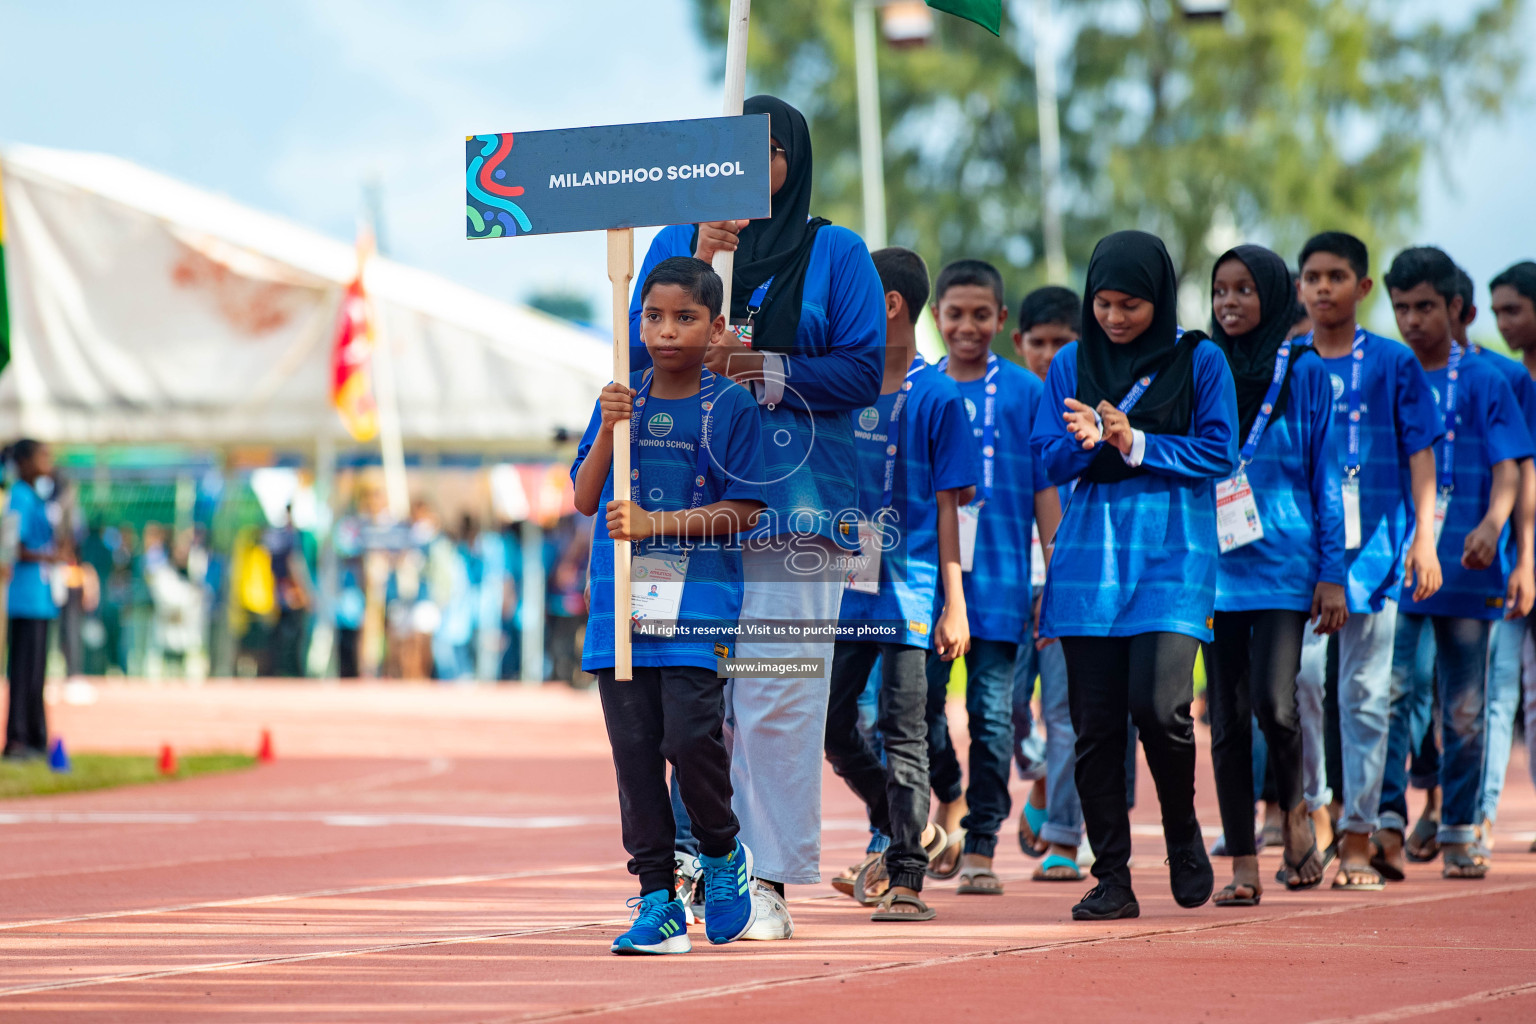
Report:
466,134,532,238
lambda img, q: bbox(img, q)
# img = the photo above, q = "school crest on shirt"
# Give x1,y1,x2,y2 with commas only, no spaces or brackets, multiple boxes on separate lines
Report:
647,413,674,438
1330,374,1345,402
965,398,977,421
858,407,880,431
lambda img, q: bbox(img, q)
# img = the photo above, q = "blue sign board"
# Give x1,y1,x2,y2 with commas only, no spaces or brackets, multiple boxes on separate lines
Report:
466,114,771,239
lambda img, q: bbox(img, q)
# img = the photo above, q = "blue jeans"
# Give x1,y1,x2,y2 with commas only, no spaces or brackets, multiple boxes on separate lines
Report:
1405,615,1441,791
926,638,1017,857
1011,645,1045,781
1013,641,1082,846
1480,618,1523,824
1380,614,1488,843
1297,600,1398,833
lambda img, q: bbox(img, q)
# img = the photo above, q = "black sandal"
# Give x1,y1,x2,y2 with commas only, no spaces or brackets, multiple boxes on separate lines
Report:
871,891,936,921
1369,830,1406,882
1282,841,1326,891
1213,881,1261,908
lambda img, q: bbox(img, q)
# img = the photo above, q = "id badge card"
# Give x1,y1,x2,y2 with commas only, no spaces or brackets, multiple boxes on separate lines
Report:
1029,522,1046,588
1342,476,1363,551
1215,473,1264,554
728,318,754,347
631,549,689,636
958,503,981,573
846,528,882,595
1433,491,1451,547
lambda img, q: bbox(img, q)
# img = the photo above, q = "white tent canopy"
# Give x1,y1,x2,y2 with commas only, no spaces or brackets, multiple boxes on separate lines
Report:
0,144,610,451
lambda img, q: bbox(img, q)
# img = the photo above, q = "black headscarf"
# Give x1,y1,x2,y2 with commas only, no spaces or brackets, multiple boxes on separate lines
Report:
1209,244,1309,439
692,95,828,353
1076,231,1200,483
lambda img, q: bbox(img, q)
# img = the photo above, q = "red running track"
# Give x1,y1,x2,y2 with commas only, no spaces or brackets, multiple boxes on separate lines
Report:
0,679,1531,1022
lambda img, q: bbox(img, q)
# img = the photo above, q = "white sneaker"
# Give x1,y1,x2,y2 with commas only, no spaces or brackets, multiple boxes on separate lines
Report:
675,853,702,925
741,880,794,940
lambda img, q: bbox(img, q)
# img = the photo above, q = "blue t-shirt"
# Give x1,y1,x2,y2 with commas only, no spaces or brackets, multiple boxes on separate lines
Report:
1216,352,1348,612
7,480,57,621
1033,339,1239,641
629,225,884,549
1311,330,1443,613
1400,351,1534,620
942,356,1050,644
1472,347,1536,566
572,371,766,672
840,360,980,648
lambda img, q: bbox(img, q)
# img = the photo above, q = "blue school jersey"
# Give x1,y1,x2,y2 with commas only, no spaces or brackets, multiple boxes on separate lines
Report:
946,357,1050,644
1216,353,1347,612
1033,339,1239,641
6,480,56,620
840,362,980,648
1312,331,1443,613
1471,348,1536,569
1400,353,1534,620
629,225,884,550
572,373,766,672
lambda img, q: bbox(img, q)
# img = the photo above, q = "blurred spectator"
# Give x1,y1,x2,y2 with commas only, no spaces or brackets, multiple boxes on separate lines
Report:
545,513,591,688
4,439,57,761
264,504,312,678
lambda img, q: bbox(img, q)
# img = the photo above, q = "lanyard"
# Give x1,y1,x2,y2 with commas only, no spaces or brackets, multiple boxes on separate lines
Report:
1237,345,1293,471
938,352,1000,503
876,356,927,511
1118,371,1159,413
630,369,717,513
1316,325,1369,477
1439,343,1464,494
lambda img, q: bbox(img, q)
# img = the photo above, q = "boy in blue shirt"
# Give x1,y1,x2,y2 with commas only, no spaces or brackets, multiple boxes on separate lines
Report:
825,247,979,921
1292,232,1444,891
1009,286,1087,882
925,260,1062,894
1372,247,1533,882
571,258,763,954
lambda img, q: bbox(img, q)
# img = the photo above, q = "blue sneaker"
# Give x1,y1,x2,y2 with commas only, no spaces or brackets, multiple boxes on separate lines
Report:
611,890,690,955
700,840,756,944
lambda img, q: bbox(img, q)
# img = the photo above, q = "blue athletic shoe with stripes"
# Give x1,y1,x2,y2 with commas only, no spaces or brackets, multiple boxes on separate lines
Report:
700,840,756,944
611,890,690,955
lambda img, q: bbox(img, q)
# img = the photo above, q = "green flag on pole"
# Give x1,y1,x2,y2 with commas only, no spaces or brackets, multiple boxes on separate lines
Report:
925,0,1002,35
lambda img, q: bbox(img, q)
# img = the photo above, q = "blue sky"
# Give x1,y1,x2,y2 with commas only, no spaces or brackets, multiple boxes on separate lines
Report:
2,0,1532,336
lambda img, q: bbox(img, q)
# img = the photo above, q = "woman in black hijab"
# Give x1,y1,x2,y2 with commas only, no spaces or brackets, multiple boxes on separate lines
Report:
1031,231,1239,921
1204,245,1347,905
626,95,886,937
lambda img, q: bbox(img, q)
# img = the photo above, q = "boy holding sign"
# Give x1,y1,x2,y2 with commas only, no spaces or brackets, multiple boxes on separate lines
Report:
1374,246,1533,882
824,247,978,920
572,257,766,954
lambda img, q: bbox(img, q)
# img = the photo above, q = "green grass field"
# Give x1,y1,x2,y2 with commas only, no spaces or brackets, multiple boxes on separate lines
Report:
0,753,256,799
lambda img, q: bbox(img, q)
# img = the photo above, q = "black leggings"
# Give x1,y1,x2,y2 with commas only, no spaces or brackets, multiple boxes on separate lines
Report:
6,617,51,755
1204,609,1307,858
597,665,739,896
1061,632,1202,890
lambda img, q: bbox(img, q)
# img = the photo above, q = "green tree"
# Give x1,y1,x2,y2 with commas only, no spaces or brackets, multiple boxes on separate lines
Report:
691,0,1523,303
525,288,596,325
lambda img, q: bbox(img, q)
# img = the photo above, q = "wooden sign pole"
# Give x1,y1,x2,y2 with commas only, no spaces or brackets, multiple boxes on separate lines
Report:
711,0,752,299
608,227,635,680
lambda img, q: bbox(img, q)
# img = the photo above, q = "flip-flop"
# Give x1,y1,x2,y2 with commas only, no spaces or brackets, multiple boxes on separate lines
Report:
1405,814,1441,862
1282,840,1326,891
1018,801,1049,858
1213,881,1261,908
1442,846,1490,880
1331,862,1386,891
832,851,882,898
1368,831,1406,882
870,891,936,922
1032,853,1082,882
925,827,965,880
956,867,1005,895
853,855,890,906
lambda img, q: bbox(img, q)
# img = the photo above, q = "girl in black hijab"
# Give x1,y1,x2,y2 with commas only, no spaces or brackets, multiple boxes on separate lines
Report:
1030,230,1239,921
1204,245,1348,905
625,94,886,937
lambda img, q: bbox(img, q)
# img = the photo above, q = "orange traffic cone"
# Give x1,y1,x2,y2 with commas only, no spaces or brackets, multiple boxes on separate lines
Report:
257,729,275,763
158,744,178,776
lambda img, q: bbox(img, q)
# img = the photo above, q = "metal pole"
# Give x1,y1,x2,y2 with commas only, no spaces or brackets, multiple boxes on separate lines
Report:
519,520,545,684
1034,0,1068,283
853,0,888,250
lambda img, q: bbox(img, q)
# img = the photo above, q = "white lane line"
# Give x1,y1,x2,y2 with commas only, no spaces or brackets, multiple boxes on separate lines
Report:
0,811,617,830
1299,981,1536,1023
0,861,623,932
